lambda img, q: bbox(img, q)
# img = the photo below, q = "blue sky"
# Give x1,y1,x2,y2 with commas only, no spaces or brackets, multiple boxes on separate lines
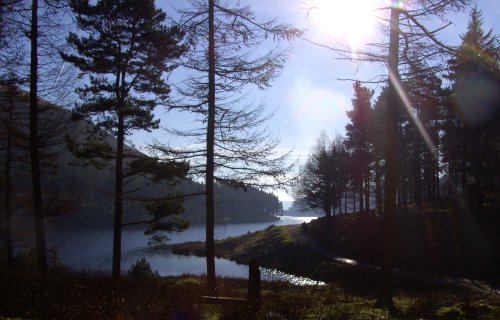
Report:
130,0,500,201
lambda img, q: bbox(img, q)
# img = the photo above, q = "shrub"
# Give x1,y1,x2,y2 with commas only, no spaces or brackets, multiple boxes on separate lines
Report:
437,304,464,319
127,258,159,280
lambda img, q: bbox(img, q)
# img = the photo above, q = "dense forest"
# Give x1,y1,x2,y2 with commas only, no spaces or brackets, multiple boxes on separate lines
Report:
294,7,499,219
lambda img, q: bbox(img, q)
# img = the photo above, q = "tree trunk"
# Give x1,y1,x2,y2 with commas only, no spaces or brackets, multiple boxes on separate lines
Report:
376,1,400,309
4,87,15,266
402,170,408,213
206,0,217,294
112,112,124,280
365,164,370,212
352,191,356,213
339,195,342,215
344,180,347,214
324,204,332,219
472,134,482,206
397,179,402,209
415,137,422,209
29,0,47,273
461,156,467,194
435,157,440,201
448,160,456,197
375,160,382,214
359,182,364,213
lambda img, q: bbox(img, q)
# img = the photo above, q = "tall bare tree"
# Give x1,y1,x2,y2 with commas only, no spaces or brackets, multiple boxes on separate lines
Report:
0,0,76,272
162,0,300,293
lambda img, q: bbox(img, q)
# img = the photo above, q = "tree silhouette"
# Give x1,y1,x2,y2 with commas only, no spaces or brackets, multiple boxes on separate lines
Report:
293,132,347,219
353,0,471,308
325,0,471,308
345,81,374,213
1,0,77,272
62,0,187,279
162,0,300,293
444,6,500,206
0,85,21,266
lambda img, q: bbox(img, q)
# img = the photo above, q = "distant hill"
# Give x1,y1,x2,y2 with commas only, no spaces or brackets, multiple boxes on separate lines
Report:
0,87,283,229
285,197,378,217
284,201,322,217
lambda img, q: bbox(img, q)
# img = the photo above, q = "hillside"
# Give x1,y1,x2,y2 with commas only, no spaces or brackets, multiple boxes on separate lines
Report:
0,87,283,230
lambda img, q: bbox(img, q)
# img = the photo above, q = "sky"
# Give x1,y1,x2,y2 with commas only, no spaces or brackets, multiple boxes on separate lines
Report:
131,0,500,202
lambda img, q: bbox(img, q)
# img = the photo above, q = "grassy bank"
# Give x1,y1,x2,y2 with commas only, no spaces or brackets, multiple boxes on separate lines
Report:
172,225,383,292
1,266,499,319
174,203,500,284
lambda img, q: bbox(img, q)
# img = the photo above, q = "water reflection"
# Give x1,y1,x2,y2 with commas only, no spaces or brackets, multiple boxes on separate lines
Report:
260,267,326,286
122,247,325,285
47,216,323,286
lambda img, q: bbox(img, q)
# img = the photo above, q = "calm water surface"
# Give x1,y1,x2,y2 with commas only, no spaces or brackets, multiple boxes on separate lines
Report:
47,216,324,285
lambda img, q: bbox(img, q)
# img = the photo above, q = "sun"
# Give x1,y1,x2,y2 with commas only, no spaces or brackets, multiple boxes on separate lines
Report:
309,0,382,51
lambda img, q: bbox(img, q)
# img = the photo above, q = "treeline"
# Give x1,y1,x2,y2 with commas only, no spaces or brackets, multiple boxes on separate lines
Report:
0,88,282,228
294,8,500,217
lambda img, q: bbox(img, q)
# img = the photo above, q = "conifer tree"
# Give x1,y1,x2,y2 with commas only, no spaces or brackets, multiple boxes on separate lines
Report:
371,0,470,308
345,81,373,213
445,6,500,206
62,0,187,279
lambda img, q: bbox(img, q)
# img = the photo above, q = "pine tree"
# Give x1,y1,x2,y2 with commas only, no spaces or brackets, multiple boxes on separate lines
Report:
62,0,187,279
445,6,500,206
375,1,470,308
400,62,447,208
345,81,373,213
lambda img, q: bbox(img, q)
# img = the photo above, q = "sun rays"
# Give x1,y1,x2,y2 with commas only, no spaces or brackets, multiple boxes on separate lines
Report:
389,71,438,159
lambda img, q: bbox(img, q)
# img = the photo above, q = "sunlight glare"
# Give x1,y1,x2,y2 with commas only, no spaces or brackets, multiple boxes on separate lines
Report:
309,0,381,51
389,71,438,159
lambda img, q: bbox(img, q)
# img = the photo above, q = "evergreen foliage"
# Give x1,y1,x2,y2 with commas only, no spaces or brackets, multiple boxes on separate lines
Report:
345,81,374,214
61,0,187,279
444,6,500,206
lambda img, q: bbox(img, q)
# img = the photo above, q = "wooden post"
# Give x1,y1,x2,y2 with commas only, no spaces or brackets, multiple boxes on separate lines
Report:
248,259,261,302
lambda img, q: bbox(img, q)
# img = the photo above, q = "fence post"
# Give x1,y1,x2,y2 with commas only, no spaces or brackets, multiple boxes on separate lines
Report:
248,259,261,302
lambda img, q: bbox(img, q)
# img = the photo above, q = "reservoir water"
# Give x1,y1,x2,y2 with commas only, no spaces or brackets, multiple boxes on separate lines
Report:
47,216,324,285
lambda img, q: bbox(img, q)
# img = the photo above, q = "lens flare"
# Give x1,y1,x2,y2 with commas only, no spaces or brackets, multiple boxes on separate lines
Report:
389,71,438,159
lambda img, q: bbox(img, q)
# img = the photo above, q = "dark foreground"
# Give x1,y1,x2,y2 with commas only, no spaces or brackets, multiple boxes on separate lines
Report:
2,205,500,319
1,266,499,320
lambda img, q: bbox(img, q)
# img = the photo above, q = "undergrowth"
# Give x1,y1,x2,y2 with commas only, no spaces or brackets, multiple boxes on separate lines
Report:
0,262,499,320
